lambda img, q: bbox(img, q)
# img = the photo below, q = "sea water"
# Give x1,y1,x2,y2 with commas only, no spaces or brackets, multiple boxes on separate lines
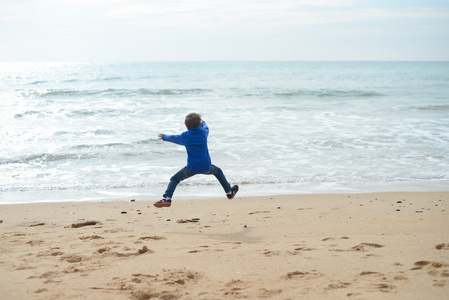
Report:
1,61,448,203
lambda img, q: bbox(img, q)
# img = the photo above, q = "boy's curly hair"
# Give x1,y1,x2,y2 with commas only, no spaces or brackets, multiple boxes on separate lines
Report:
185,113,202,129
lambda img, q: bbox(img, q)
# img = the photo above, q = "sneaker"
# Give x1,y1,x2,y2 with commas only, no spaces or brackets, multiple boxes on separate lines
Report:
154,198,172,208
227,185,239,199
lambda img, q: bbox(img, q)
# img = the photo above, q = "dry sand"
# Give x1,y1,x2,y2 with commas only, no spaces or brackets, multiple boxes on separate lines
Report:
0,191,448,299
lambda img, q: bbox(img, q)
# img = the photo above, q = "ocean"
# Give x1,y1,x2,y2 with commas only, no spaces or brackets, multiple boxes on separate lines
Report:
1,61,448,204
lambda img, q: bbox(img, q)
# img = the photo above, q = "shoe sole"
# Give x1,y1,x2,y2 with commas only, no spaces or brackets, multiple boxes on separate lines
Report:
154,202,171,208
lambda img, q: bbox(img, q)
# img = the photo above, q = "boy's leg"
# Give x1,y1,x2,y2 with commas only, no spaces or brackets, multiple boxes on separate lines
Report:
163,166,196,199
204,164,232,193
204,165,238,199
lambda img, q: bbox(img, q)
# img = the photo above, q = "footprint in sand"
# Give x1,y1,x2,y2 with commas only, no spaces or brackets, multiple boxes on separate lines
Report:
38,270,62,284
248,211,271,215
126,269,202,300
411,261,449,278
351,243,384,252
433,280,447,287
187,249,210,254
327,281,351,289
288,246,316,255
262,250,281,257
80,235,104,240
187,245,211,254
322,236,350,242
293,246,315,251
96,246,153,257
16,265,38,271
259,288,283,298
374,283,396,292
132,290,178,300
286,271,309,279
61,254,84,263
360,271,383,276
411,261,447,270
139,236,166,240
26,240,45,246
222,279,249,297
219,241,242,244
36,250,64,257
436,243,449,250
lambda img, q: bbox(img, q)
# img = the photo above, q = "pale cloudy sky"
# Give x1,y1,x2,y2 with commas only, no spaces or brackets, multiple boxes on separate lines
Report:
1,0,448,61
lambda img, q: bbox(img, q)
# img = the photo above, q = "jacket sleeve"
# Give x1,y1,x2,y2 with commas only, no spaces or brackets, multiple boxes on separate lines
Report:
202,121,209,135
162,133,186,145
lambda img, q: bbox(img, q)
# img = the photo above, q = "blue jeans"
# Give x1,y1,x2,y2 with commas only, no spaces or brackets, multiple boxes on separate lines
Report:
163,164,232,199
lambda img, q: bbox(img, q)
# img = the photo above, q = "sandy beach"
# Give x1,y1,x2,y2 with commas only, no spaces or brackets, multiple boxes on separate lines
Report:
1,191,448,299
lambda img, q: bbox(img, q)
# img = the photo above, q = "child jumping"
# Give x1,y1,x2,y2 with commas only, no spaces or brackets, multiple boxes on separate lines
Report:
154,113,239,208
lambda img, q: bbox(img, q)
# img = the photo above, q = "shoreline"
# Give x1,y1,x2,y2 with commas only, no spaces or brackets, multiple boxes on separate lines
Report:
1,191,448,299
1,179,448,205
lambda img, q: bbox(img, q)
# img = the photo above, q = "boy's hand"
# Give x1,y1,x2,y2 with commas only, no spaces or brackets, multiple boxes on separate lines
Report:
158,134,164,140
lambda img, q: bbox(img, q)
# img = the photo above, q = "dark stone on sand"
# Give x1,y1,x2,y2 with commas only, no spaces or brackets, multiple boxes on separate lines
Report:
71,221,98,228
121,211,127,214
177,219,199,223
131,199,135,202
138,246,151,254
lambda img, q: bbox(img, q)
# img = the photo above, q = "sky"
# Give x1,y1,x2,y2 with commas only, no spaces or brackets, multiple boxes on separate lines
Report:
1,0,449,61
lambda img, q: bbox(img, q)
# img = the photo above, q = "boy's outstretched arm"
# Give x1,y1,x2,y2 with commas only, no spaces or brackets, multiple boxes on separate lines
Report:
201,121,209,132
158,133,186,145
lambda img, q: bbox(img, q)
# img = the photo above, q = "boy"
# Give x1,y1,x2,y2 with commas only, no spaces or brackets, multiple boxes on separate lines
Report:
154,113,239,208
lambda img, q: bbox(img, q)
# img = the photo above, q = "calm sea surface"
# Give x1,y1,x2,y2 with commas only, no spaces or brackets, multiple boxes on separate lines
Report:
1,61,448,203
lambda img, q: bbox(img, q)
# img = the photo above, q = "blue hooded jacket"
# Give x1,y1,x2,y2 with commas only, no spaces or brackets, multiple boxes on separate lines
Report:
162,121,212,173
